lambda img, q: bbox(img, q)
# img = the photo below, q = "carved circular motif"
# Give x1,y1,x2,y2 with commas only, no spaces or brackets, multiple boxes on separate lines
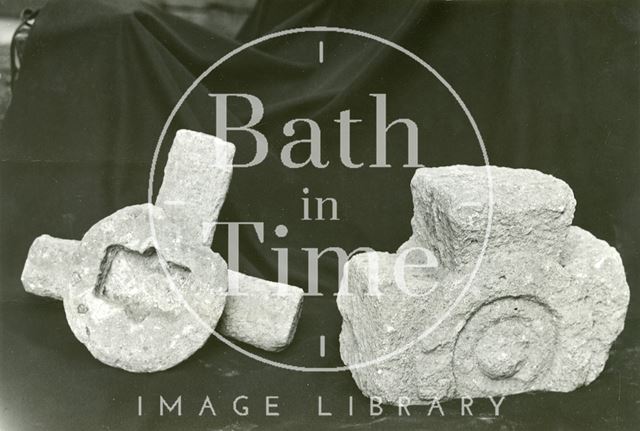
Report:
453,297,557,396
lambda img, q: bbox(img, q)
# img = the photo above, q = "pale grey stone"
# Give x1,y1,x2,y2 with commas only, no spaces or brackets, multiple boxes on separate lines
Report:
559,225,630,383
65,204,228,372
21,235,78,300
410,165,576,269
156,129,235,246
218,271,304,351
396,234,439,270
338,166,629,404
21,129,303,368
155,129,304,352
21,232,305,354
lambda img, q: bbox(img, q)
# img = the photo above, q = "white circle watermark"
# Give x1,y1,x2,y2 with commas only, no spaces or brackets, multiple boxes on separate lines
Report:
147,26,494,373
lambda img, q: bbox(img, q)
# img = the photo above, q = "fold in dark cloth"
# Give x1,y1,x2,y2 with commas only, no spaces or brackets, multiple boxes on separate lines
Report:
0,2,639,430
0,0,638,319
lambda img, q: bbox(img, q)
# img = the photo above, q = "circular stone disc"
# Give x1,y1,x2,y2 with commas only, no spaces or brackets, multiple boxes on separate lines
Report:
64,204,227,372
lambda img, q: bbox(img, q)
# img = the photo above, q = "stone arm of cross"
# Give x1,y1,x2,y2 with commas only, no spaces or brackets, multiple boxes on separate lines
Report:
21,130,303,372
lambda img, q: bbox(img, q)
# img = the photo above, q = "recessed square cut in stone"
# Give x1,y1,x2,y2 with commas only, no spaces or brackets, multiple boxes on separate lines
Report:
95,245,192,322
21,130,306,371
65,204,228,373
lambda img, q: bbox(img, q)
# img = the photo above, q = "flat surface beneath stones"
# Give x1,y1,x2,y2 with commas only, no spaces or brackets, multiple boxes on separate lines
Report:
1,300,639,430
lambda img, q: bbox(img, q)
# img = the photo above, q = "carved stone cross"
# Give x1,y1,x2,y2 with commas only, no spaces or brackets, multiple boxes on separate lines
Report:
21,130,303,372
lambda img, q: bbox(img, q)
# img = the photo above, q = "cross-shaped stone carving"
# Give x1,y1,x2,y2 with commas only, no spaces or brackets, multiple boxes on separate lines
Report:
21,130,303,372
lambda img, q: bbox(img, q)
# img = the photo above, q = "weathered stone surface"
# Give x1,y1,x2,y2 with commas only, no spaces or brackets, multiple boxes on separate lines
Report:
155,129,303,351
65,204,228,372
21,129,304,362
22,232,306,354
218,271,304,351
156,129,235,246
338,166,629,404
559,225,630,383
21,235,78,300
396,234,439,270
411,165,576,269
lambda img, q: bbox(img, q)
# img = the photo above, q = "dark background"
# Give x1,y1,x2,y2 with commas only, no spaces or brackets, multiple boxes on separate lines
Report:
0,0,639,429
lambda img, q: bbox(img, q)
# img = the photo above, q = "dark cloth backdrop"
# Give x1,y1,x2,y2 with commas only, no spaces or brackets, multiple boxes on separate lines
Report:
0,0,638,430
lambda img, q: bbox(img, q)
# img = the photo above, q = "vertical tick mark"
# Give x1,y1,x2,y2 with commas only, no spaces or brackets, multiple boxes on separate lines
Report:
320,335,326,357
318,41,324,64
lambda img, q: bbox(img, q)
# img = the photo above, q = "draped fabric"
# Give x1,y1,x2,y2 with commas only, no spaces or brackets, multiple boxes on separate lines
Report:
0,0,638,428
2,0,638,304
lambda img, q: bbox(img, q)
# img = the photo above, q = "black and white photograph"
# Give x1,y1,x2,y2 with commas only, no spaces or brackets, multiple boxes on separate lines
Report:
0,0,638,429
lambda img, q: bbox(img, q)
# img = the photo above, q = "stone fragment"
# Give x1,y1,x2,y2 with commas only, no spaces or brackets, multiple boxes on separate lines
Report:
156,129,235,246
396,234,439,270
21,235,78,300
21,129,304,361
218,271,304,351
559,225,630,383
338,165,629,404
410,165,576,269
22,232,306,355
65,204,228,372
155,129,304,351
